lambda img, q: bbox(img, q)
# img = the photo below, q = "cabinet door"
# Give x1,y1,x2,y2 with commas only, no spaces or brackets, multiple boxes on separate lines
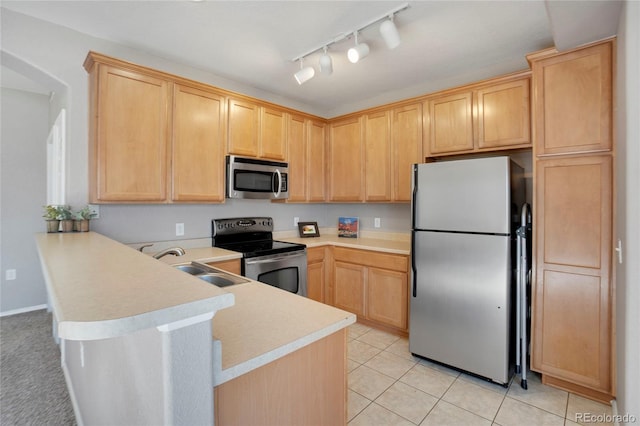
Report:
531,42,612,155
228,98,259,157
307,247,326,303
328,117,363,201
308,262,325,303
367,267,408,330
392,103,423,201
94,65,170,202
532,155,612,393
307,120,326,202
172,84,226,202
364,111,391,201
286,114,307,201
476,78,531,149
205,259,241,275
333,261,365,316
260,107,286,160
425,91,473,155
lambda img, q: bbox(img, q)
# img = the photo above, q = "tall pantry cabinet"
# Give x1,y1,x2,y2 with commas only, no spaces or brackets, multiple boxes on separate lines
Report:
528,39,615,402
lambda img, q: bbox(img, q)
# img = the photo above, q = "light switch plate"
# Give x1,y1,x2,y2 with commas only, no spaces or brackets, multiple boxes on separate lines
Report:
176,223,185,236
374,218,381,228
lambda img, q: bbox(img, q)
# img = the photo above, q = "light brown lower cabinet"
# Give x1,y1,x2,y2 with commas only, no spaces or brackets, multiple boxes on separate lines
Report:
214,329,347,425
306,247,326,303
330,247,409,334
531,155,613,402
205,259,241,275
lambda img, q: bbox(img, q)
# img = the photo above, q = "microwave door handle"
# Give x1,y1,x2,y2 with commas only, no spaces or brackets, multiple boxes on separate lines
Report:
273,169,282,198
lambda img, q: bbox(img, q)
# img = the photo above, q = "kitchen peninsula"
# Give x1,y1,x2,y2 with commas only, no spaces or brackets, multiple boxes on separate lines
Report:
35,231,355,426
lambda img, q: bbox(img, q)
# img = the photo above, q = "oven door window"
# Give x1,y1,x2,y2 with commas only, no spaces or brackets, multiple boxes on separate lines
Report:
257,267,299,293
234,170,276,193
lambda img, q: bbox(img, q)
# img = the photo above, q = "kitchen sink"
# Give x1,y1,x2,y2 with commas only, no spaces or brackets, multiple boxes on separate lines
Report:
174,264,206,275
172,262,249,287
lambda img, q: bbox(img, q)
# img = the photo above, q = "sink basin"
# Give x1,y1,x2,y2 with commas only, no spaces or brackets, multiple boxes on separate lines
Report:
174,264,207,275
198,274,244,287
172,262,250,288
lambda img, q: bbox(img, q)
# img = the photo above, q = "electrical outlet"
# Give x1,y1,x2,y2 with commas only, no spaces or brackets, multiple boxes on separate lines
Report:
6,269,16,280
88,204,100,219
294,217,299,226
176,223,185,236
374,218,381,228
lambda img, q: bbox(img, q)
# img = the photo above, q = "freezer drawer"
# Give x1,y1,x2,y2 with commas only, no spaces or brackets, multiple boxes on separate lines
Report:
409,230,512,384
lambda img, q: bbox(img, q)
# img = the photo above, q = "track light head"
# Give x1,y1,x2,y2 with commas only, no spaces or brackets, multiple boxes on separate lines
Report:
347,32,370,63
294,59,315,85
319,47,333,75
380,17,401,49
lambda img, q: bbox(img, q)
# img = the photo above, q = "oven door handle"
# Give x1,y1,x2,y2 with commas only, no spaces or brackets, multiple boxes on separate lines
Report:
273,169,282,199
244,252,305,265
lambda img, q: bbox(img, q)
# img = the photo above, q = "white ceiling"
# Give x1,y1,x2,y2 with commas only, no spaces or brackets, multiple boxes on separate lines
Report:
1,1,622,117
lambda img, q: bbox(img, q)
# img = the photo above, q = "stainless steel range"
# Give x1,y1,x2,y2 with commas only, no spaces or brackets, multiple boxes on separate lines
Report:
212,217,307,296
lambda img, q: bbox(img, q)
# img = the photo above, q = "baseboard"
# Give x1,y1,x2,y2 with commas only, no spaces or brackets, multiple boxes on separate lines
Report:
542,374,614,404
0,304,47,317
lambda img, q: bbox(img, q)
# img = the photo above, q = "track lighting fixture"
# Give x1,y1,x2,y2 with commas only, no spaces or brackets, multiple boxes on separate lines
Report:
290,2,409,83
319,46,333,75
347,32,370,63
379,15,401,49
294,58,315,85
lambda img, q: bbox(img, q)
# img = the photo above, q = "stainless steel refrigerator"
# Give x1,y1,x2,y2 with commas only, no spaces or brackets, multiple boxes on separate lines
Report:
409,156,524,385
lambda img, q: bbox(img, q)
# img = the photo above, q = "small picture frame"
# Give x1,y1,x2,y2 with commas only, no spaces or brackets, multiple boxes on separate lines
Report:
298,222,320,238
338,217,359,238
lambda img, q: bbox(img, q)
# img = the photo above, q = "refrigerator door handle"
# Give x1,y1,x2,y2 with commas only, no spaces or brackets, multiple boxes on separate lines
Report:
411,164,418,297
411,231,417,297
411,164,418,230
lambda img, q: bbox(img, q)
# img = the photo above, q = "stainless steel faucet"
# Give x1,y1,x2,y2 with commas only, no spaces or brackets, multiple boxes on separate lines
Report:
152,247,186,259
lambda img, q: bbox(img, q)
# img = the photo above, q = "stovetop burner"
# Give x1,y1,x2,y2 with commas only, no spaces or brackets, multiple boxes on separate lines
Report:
212,217,305,258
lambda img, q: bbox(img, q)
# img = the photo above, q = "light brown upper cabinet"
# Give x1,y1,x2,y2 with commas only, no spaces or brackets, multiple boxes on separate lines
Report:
392,103,423,201
529,42,612,156
364,111,392,201
476,78,530,149
227,97,286,160
86,56,171,202
307,120,327,202
85,52,228,204
424,90,474,155
171,84,226,202
286,114,327,202
423,73,531,158
327,116,364,201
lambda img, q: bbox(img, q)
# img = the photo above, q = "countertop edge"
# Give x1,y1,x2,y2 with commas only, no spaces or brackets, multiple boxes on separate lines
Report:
58,294,235,341
212,313,356,386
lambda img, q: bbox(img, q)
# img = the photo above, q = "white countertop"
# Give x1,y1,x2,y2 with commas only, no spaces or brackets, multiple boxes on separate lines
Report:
35,232,235,340
211,282,355,385
280,234,410,255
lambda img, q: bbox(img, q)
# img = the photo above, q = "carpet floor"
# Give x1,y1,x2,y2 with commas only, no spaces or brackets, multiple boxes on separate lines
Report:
0,309,75,425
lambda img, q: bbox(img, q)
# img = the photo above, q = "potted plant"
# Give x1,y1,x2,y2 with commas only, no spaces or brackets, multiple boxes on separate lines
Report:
73,206,96,232
58,205,74,232
43,205,61,233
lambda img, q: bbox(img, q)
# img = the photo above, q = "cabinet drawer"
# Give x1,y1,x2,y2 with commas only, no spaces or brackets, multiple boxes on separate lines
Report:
307,246,326,263
333,247,408,272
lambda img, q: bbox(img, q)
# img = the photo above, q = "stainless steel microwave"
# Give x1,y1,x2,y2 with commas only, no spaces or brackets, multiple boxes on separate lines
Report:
226,155,289,200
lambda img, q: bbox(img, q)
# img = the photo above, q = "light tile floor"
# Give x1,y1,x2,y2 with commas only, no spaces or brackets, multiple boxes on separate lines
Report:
347,323,613,426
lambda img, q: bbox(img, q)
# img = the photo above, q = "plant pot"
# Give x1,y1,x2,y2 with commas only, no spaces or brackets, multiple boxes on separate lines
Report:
60,219,74,233
74,219,90,232
46,220,60,233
